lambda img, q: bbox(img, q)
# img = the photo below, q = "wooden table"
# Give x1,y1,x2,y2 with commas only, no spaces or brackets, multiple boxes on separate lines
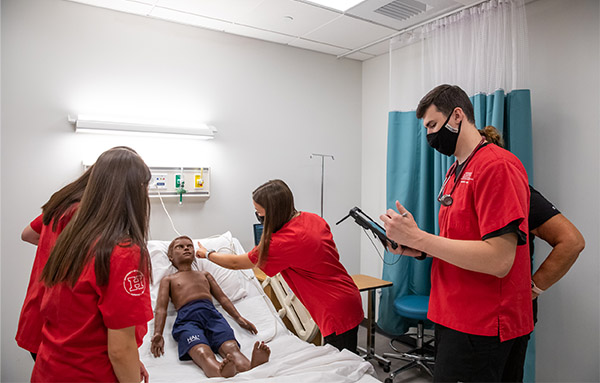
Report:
351,274,393,371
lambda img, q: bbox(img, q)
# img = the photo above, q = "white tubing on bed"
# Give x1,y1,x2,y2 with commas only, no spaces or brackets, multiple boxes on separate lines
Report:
221,240,280,343
213,238,280,344
239,267,279,343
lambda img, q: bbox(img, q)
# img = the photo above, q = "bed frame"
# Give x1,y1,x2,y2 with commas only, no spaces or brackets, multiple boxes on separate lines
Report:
261,274,319,343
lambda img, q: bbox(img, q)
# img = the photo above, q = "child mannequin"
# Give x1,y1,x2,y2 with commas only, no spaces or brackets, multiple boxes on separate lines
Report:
151,236,270,378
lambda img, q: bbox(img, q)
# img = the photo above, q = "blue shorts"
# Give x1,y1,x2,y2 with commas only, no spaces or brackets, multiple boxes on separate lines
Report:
172,299,238,360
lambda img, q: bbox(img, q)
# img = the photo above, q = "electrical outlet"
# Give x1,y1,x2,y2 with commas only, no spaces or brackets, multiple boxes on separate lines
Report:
150,173,167,190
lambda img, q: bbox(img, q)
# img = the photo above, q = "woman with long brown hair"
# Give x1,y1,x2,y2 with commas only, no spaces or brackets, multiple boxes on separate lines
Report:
21,164,93,245
31,147,153,382
196,179,363,353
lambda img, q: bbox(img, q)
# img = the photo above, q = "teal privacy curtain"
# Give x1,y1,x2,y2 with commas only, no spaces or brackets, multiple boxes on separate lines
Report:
378,89,534,381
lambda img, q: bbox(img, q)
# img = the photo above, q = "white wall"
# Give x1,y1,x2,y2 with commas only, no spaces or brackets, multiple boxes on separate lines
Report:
360,0,600,381
360,53,388,281
526,1,599,381
0,0,362,381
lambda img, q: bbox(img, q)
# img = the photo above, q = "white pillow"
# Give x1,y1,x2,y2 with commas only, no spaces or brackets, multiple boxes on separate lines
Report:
147,232,248,312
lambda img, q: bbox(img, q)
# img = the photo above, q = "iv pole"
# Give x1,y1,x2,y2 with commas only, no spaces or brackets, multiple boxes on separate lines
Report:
310,153,334,217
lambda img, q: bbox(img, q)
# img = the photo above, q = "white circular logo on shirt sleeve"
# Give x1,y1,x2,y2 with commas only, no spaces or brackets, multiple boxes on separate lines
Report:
123,270,146,296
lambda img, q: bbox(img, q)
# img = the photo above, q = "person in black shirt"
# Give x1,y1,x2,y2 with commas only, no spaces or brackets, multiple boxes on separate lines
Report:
480,126,585,382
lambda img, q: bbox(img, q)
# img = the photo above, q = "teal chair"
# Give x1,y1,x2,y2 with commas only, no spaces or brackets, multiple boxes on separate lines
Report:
382,295,434,382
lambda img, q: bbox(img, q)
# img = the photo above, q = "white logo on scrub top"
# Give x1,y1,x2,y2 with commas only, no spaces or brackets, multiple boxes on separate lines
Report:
123,270,146,296
460,171,474,183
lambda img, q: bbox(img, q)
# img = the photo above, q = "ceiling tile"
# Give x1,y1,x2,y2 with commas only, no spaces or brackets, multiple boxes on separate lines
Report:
304,15,395,49
223,24,297,45
235,0,341,38
67,0,398,60
288,38,347,56
66,0,154,15
454,0,483,5
155,0,264,22
150,6,232,31
360,40,390,56
345,51,375,61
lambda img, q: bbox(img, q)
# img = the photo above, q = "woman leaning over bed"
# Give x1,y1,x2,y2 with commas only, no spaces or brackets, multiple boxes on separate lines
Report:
196,179,364,353
32,147,153,383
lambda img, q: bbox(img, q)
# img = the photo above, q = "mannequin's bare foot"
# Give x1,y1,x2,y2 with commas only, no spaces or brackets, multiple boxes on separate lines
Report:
250,341,271,369
219,354,237,378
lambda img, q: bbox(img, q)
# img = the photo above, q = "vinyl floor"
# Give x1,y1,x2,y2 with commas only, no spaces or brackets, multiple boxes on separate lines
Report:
357,325,434,383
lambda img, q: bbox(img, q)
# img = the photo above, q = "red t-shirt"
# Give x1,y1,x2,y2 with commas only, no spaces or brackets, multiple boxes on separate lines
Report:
31,243,153,382
16,207,78,353
248,212,363,337
428,144,534,342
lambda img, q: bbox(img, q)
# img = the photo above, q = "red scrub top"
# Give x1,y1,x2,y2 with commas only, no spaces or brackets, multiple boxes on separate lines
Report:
16,206,78,353
248,212,363,337
30,214,43,234
428,144,534,342
31,243,153,383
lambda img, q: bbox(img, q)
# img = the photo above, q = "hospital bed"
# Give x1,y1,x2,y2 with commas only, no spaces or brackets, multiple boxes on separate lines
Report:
141,232,379,383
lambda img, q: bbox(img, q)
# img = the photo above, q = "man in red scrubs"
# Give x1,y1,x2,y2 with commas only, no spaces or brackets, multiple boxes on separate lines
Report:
381,84,533,382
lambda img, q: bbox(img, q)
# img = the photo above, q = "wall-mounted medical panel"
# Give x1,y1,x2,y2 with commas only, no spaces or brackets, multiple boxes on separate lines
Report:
83,163,211,200
148,167,210,199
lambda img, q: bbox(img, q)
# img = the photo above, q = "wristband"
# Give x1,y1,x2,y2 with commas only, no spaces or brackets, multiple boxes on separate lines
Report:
531,280,544,295
206,249,216,261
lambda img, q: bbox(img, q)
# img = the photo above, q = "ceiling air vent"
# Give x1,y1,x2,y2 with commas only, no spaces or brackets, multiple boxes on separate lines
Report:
347,0,460,30
374,0,427,22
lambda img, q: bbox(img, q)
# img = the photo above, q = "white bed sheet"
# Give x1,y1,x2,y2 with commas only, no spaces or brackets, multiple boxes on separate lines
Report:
141,235,378,383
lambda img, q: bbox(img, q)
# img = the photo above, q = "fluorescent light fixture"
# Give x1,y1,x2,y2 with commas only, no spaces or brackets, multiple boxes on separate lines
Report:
69,114,216,140
304,0,365,12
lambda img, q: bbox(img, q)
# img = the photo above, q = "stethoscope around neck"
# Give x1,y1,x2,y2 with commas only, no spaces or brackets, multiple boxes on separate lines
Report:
437,138,486,207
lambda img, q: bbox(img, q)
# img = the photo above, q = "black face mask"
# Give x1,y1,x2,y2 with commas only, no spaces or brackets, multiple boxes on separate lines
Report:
427,111,461,156
255,211,265,225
